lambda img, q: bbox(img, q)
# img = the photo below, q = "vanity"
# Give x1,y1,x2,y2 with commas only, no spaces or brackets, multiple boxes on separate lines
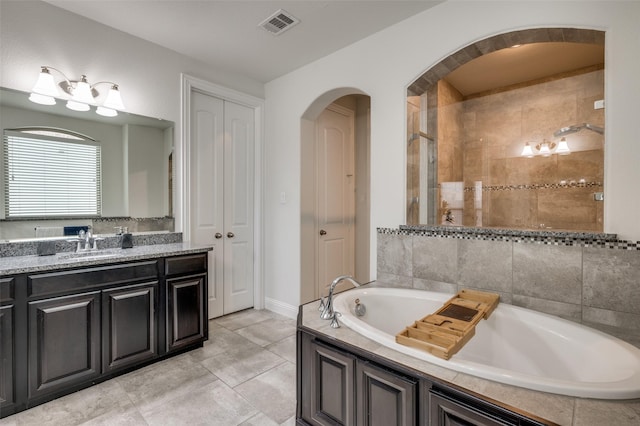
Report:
0,239,211,418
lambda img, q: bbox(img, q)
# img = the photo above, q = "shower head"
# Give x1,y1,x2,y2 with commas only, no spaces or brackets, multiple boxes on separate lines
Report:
553,123,604,137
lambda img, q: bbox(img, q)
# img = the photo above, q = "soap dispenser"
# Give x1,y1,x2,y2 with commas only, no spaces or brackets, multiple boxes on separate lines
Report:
120,227,133,249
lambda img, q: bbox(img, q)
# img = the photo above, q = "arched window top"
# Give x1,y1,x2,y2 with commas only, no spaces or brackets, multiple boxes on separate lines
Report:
7,126,96,142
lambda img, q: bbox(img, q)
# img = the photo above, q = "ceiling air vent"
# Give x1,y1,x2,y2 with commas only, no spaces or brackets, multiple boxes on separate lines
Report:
259,9,300,36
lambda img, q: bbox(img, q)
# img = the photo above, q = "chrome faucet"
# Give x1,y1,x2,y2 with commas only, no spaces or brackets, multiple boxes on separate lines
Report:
320,275,361,324
68,229,103,252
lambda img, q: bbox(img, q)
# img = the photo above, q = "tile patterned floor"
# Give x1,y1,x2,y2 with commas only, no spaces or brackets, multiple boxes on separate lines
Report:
2,309,297,426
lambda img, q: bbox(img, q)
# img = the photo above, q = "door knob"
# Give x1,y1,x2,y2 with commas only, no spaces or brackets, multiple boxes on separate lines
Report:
227,232,235,238
215,233,222,239
319,229,327,236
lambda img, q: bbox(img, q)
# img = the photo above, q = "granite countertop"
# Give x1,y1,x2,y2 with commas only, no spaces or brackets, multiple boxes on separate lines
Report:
0,242,213,276
300,286,640,426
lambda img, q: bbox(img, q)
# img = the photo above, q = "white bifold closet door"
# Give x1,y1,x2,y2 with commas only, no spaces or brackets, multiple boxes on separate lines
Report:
190,91,254,318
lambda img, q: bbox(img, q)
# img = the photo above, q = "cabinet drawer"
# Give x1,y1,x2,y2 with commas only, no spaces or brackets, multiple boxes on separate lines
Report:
165,254,207,277
0,278,14,303
28,261,159,298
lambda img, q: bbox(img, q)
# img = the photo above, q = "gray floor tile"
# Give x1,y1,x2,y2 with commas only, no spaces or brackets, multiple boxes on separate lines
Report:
117,353,218,416
239,412,279,426
213,308,276,331
266,334,296,363
142,380,258,426
189,326,258,362
8,379,134,426
78,408,148,426
235,362,296,424
201,341,286,388
236,318,296,347
4,308,298,426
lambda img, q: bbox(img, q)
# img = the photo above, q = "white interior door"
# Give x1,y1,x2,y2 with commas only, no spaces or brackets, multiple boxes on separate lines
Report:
316,104,355,297
190,91,254,318
191,91,224,318
223,100,254,313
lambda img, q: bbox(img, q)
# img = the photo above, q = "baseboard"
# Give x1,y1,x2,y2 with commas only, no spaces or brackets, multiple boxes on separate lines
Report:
264,297,298,320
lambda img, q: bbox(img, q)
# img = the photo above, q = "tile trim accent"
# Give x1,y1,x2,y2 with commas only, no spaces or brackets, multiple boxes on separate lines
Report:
383,226,639,250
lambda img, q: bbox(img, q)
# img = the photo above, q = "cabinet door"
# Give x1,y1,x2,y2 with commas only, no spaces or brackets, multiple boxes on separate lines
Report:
28,292,100,399
0,305,14,409
357,361,416,426
102,282,158,373
166,274,205,351
429,392,510,426
308,341,356,426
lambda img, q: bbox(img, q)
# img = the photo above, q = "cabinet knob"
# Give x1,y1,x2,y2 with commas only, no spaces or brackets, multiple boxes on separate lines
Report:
215,233,223,239
319,229,327,236
227,232,235,238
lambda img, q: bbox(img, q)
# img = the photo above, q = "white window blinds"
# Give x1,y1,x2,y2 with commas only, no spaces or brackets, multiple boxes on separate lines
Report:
3,129,101,218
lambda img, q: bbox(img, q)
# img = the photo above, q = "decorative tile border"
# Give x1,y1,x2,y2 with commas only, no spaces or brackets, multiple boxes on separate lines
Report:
460,181,602,192
381,226,640,250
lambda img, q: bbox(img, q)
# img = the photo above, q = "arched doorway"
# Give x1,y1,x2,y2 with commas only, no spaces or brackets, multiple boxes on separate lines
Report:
300,88,371,304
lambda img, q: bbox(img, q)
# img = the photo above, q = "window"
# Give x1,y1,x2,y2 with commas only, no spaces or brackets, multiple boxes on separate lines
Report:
2,128,101,218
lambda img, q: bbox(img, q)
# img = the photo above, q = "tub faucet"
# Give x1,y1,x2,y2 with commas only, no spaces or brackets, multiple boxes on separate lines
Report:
320,275,361,321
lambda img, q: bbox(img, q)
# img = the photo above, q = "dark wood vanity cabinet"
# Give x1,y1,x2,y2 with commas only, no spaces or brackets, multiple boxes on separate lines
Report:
300,332,417,426
357,361,416,426
28,291,101,399
298,327,548,426
165,254,207,352
102,282,158,373
0,277,16,412
0,251,209,419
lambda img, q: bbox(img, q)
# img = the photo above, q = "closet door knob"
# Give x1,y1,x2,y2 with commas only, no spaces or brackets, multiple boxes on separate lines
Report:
227,232,235,238
215,233,222,239
319,229,327,236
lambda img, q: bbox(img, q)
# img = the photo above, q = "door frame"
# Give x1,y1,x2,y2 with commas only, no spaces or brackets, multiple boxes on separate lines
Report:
180,73,265,310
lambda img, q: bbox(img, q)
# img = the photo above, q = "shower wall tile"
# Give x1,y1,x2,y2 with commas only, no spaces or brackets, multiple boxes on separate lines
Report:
458,285,513,304
582,306,640,331
412,236,458,283
413,278,457,294
377,233,412,276
512,243,582,304
512,294,582,323
457,239,512,293
583,248,640,315
376,272,413,289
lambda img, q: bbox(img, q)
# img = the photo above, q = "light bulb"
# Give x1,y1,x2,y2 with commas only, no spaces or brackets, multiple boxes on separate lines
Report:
71,76,95,104
539,143,551,157
31,67,59,97
96,106,117,117
66,100,90,112
29,93,56,105
521,143,534,158
556,137,571,155
102,85,125,110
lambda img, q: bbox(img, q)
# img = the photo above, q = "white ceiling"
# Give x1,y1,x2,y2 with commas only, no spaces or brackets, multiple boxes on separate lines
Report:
44,0,442,83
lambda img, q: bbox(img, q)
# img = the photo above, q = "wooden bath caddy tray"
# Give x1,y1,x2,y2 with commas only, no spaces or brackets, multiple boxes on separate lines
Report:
395,289,499,360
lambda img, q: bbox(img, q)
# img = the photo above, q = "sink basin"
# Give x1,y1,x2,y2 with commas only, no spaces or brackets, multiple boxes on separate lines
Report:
59,250,122,260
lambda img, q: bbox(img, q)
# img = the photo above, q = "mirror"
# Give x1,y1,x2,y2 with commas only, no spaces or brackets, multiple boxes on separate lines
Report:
407,32,605,233
0,87,175,241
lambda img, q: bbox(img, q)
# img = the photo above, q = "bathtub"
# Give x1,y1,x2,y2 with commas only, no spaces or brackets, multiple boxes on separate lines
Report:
332,287,640,399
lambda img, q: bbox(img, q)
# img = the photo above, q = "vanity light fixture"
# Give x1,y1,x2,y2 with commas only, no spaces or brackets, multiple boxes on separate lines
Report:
520,138,571,157
29,66,125,117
